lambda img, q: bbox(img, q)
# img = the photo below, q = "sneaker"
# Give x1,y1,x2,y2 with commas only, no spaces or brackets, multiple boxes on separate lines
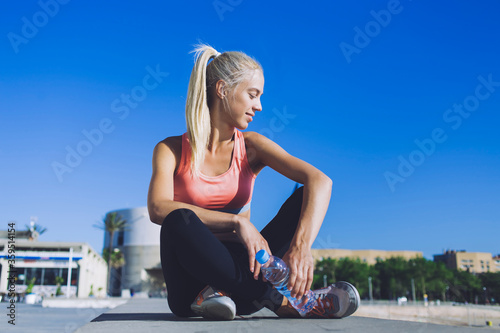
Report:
190,285,236,320
306,281,360,319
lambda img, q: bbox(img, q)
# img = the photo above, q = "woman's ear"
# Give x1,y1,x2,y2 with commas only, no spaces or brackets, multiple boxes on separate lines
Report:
216,79,226,99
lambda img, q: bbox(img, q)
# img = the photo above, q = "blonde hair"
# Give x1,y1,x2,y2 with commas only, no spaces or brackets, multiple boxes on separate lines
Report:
185,42,263,177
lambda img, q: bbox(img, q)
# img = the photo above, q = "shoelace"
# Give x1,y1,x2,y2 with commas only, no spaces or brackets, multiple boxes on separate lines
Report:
307,292,336,317
198,288,230,304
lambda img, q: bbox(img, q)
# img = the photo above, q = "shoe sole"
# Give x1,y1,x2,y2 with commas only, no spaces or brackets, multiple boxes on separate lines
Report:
191,296,236,321
333,281,360,318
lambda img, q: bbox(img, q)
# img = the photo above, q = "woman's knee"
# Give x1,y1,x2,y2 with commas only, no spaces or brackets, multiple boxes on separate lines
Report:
292,185,304,199
163,208,196,224
161,208,197,229
160,208,198,239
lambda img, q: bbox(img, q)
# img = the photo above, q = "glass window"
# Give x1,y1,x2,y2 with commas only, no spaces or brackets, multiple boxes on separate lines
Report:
15,268,26,285
59,268,79,286
71,268,78,286
43,268,59,285
25,268,43,285
117,231,124,246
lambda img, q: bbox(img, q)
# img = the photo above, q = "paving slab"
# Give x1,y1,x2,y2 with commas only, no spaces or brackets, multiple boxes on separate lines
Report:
0,302,108,333
76,298,493,333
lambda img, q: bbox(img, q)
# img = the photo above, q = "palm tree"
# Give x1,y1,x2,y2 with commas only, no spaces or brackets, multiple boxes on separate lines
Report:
25,222,47,241
102,248,126,269
94,212,127,296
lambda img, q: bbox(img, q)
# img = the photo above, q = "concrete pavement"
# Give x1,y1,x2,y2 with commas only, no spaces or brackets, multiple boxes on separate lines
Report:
0,302,108,333
75,298,494,333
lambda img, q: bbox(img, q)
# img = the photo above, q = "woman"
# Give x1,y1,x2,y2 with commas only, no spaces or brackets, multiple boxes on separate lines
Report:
147,43,359,320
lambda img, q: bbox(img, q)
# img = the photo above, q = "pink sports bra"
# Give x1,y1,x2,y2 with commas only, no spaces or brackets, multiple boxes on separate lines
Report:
173,128,257,214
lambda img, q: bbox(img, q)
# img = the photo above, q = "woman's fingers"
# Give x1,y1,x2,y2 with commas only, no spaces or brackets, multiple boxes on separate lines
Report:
254,260,261,280
288,263,304,299
306,265,314,293
294,273,307,300
254,242,270,279
297,264,314,299
288,263,312,299
248,248,255,273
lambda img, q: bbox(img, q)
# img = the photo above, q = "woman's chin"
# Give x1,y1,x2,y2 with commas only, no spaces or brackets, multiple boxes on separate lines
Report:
235,122,249,130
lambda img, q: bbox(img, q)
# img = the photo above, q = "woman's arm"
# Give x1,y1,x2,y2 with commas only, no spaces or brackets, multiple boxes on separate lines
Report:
244,131,333,299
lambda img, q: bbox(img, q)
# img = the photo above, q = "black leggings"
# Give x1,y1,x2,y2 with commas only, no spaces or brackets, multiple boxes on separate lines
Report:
160,186,304,317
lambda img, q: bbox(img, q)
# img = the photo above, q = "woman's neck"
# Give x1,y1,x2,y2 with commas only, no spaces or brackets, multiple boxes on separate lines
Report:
207,126,235,154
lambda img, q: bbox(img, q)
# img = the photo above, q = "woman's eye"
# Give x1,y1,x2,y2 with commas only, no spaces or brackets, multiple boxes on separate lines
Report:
249,94,256,99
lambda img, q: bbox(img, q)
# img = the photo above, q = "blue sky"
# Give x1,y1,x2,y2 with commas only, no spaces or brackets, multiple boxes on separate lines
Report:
1,0,499,259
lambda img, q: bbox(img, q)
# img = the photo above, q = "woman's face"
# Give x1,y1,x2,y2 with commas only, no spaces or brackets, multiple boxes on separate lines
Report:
226,69,264,130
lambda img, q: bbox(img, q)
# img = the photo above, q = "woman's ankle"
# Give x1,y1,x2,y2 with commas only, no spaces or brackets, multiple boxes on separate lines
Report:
274,297,301,318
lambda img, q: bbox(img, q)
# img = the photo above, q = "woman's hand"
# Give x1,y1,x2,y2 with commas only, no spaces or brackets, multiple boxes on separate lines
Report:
282,245,314,300
234,216,272,280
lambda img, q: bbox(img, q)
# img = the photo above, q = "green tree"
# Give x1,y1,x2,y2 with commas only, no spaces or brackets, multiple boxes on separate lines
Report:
25,277,36,294
375,257,411,300
407,257,452,301
426,261,453,301
447,269,482,303
55,276,64,296
478,272,500,304
335,258,371,298
312,257,370,297
94,212,127,295
102,248,126,269
313,257,338,289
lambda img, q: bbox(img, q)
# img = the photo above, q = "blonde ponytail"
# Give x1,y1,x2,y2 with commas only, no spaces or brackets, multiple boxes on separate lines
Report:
185,42,263,178
185,44,219,177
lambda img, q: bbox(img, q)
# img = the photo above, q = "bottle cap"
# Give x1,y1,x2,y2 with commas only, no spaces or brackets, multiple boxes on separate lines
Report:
256,249,270,264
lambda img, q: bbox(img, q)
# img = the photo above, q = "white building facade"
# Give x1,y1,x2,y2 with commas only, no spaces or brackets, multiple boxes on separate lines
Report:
0,240,107,298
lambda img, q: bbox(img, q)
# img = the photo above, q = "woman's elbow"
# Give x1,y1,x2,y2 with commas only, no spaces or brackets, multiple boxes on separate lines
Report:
316,172,333,191
324,175,333,189
147,202,165,225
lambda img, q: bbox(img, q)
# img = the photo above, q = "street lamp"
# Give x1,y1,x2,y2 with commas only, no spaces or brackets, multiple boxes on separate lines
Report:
411,278,416,303
368,276,373,302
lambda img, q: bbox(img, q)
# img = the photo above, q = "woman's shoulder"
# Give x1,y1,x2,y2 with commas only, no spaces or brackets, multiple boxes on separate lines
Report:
153,134,183,161
242,131,272,148
242,131,269,174
161,134,183,145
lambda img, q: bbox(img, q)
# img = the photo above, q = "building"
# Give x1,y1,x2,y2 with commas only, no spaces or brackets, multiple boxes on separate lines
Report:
0,234,107,298
433,250,498,273
104,207,164,297
311,248,422,265
494,255,500,272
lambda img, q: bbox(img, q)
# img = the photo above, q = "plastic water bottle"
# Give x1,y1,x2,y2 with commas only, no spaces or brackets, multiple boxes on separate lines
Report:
256,249,317,315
